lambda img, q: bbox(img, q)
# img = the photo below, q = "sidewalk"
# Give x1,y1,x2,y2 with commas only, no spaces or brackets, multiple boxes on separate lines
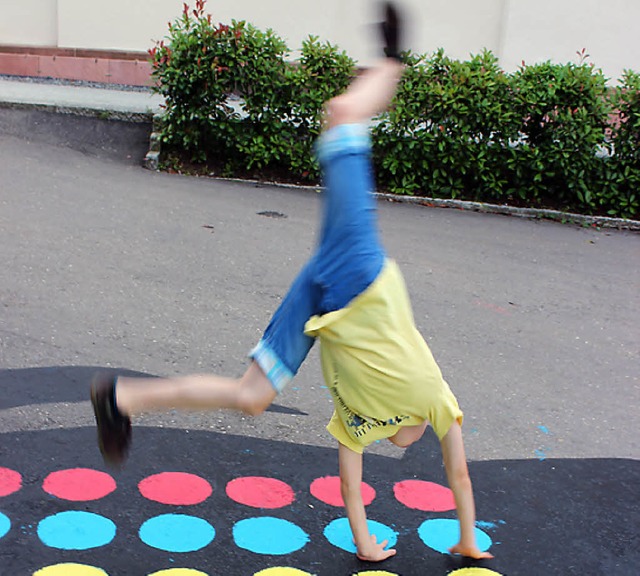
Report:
0,75,164,165
0,76,164,119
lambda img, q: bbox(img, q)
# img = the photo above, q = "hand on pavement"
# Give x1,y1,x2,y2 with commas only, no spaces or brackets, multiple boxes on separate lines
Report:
356,534,397,562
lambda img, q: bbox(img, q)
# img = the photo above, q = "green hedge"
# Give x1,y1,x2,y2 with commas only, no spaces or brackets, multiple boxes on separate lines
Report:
150,1,639,219
150,0,353,180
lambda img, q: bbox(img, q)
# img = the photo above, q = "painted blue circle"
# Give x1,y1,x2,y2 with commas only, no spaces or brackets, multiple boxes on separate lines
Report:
418,518,492,554
0,512,10,539
37,511,116,550
324,517,398,553
139,514,215,553
233,516,309,555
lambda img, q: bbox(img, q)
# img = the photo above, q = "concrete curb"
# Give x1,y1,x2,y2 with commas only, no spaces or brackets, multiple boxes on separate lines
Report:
148,171,640,232
374,193,640,231
143,114,163,170
0,100,153,123
143,112,638,232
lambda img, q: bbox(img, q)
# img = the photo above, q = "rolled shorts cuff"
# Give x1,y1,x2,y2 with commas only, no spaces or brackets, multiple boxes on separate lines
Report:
249,339,294,394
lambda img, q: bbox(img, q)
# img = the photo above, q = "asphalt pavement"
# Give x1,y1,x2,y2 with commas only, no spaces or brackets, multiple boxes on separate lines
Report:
0,79,638,575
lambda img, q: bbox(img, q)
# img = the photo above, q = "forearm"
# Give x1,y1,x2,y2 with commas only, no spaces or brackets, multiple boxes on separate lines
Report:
447,472,477,546
440,421,493,558
338,443,371,553
338,442,396,561
341,483,372,553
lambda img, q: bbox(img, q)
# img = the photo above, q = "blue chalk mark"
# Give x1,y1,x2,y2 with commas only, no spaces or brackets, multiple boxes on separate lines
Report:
538,425,550,434
0,513,10,540
140,514,215,553
38,511,115,550
233,517,309,555
418,518,492,554
324,517,398,553
476,521,498,530
534,449,547,461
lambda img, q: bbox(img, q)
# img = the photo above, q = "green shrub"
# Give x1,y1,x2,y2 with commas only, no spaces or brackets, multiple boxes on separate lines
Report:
149,1,290,166
150,0,354,180
599,70,640,218
150,1,639,219
373,49,519,200
508,59,612,212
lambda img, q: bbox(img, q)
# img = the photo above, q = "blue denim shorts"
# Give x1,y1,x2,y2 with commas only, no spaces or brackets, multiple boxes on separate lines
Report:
250,123,385,392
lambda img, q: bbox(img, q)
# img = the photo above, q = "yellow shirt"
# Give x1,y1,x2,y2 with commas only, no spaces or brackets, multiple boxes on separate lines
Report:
304,260,463,453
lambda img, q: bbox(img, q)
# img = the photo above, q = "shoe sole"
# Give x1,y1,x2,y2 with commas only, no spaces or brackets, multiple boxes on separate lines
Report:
90,380,124,470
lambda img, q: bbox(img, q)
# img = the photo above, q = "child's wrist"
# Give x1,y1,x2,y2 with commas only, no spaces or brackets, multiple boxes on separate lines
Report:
355,534,371,555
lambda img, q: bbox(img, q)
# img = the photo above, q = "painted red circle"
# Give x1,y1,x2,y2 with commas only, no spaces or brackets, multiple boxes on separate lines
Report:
310,475,376,507
138,472,212,505
43,468,116,501
226,476,295,509
393,479,455,511
0,467,22,497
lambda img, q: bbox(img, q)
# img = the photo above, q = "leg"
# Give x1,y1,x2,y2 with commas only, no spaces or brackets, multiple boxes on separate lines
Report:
324,59,404,129
113,254,320,420
324,0,404,128
90,363,275,468
313,58,404,312
115,360,276,418
91,256,321,468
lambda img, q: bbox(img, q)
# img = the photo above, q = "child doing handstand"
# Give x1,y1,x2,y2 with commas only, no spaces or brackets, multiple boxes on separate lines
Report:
91,2,493,563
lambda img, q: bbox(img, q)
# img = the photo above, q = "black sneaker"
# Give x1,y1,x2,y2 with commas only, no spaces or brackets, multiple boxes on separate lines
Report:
380,1,403,61
90,374,131,469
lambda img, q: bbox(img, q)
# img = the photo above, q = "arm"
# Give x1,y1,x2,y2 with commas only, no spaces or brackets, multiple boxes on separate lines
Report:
338,442,397,562
440,421,494,559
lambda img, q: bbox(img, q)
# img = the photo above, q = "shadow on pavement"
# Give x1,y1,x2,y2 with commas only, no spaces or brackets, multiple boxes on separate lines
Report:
0,366,638,575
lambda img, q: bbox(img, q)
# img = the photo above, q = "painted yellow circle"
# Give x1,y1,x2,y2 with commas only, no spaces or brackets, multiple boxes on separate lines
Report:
353,572,399,576
448,569,503,576
148,571,209,576
33,564,108,576
253,569,313,576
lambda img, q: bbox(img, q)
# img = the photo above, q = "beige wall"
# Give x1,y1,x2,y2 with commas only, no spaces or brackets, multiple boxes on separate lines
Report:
2,0,638,81
0,0,57,46
189,0,506,65
500,0,640,81
53,0,506,63
57,0,183,52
